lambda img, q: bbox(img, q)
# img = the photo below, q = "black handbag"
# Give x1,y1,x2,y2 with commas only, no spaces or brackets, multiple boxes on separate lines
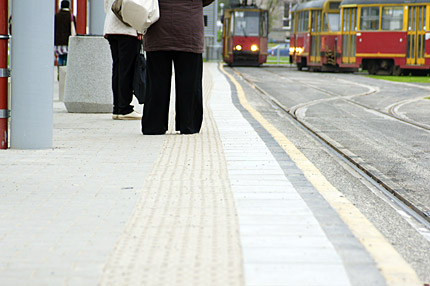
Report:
133,41,147,104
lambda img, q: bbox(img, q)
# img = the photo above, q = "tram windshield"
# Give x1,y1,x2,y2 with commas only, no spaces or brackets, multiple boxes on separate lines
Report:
234,11,260,36
325,13,340,31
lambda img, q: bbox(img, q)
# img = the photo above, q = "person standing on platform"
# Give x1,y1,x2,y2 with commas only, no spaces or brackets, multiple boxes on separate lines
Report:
103,0,142,120
141,0,215,135
55,0,76,66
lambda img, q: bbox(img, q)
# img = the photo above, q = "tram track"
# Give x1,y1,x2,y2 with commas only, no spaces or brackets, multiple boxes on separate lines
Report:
230,66,430,228
267,69,430,132
386,97,430,130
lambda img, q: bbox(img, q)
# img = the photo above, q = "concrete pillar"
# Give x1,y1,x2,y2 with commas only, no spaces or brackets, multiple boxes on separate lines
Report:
10,0,54,149
89,0,104,35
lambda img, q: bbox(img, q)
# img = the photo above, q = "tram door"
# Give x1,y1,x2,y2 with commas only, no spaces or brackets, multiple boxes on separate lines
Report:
342,7,357,64
407,5,426,65
310,10,322,63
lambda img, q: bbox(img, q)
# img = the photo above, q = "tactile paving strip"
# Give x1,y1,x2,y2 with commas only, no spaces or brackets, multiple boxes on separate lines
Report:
99,69,245,286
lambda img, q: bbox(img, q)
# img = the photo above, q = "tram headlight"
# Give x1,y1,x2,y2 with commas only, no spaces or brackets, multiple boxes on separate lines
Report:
296,47,304,55
235,45,243,51
251,44,259,52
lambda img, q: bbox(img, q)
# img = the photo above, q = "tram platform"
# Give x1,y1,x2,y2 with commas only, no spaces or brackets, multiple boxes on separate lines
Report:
0,63,424,286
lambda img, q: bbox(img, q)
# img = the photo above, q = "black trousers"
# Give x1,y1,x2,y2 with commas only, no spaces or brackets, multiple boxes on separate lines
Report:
107,35,138,115
141,51,203,135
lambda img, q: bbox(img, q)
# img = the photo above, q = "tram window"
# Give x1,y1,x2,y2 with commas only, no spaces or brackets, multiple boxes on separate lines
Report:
234,11,260,36
304,11,309,31
353,9,357,31
343,9,349,32
298,11,310,32
298,11,306,32
312,11,320,32
292,13,295,33
299,12,305,32
323,15,329,31
298,12,302,32
382,6,403,30
328,13,340,31
360,7,380,30
261,11,268,37
419,6,426,30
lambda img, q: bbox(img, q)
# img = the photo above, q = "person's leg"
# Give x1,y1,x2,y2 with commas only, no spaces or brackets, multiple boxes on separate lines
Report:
63,53,68,66
59,54,66,66
117,35,138,115
173,52,203,134
141,51,173,135
107,36,120,116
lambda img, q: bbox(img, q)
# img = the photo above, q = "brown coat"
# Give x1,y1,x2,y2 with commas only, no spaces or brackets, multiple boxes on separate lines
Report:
143,0,208,54
55,9,75,46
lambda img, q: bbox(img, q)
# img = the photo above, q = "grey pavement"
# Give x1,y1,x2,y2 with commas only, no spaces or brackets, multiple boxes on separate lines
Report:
0,62,420,285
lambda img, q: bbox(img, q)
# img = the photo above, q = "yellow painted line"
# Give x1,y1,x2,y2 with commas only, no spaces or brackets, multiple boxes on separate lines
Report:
219,63,423,286
356,53,405,58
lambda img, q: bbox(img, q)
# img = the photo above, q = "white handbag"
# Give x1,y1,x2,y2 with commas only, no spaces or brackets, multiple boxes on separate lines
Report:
121,0,159,34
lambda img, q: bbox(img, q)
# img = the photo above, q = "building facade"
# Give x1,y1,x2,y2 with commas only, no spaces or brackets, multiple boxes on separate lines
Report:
204,0,220,60
256,0,304,42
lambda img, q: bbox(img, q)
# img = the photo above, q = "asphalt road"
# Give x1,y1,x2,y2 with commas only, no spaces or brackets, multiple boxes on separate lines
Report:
224,65,430,283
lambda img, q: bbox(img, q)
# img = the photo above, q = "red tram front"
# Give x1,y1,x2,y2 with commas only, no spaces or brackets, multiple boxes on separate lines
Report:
222,4,269,66
340,0,430,75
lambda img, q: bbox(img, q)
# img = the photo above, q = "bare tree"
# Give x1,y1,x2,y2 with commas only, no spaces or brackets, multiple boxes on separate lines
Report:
256,0,280,32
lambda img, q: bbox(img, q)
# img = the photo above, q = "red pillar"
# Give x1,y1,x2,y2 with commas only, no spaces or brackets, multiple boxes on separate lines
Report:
0,0,8,149
77,0,87,34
